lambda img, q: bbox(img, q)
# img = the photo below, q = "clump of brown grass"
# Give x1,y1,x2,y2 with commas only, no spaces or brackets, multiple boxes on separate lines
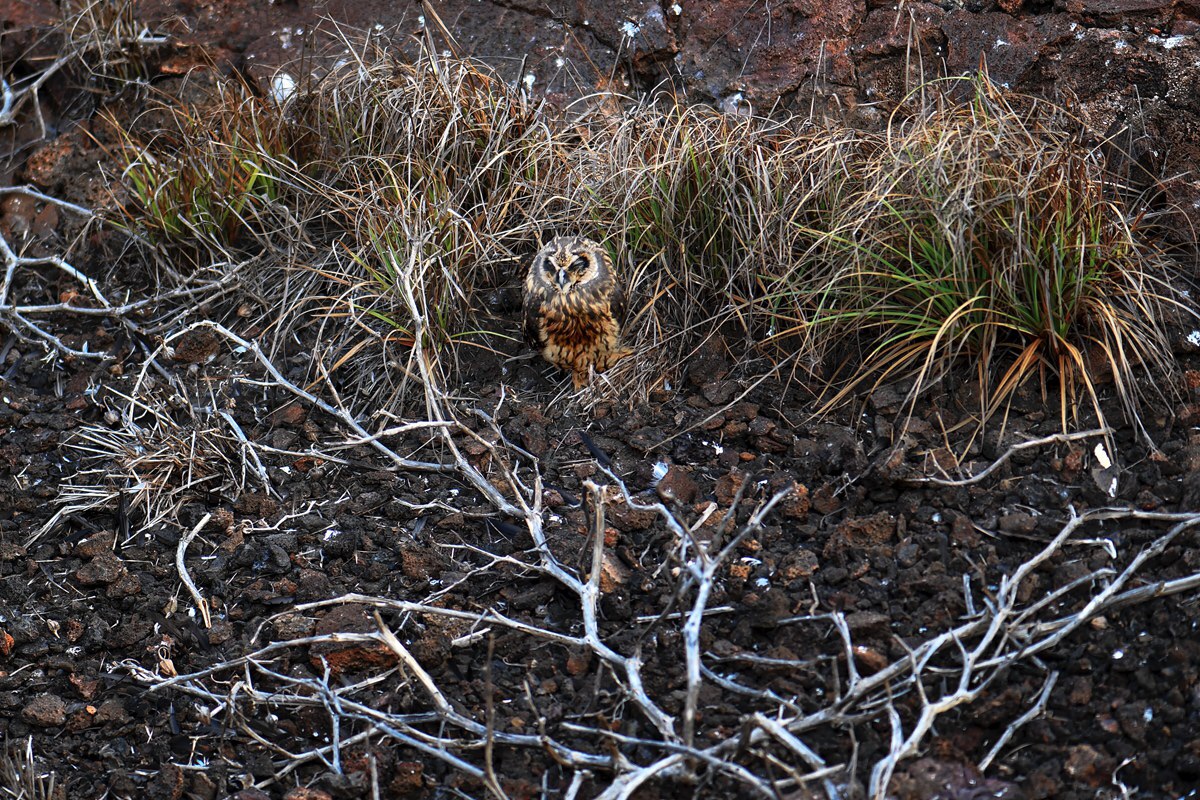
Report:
575,103,859,375
270,45,586,409
101,36,572,407
281,43,569,394
2,0,168,140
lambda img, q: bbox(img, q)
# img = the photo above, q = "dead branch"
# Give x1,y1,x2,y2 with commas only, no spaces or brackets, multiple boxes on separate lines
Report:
905,428,1111,486
161,321,451,474
692,505,1200,799
0,59,73,137
87,226,1200,797
979,671,1058,771
175,512,213,628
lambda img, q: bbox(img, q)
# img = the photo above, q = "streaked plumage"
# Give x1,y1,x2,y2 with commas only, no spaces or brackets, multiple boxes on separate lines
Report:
523,236,631,388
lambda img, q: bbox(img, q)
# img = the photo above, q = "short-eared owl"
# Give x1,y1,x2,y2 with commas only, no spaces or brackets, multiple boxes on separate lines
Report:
523,236,631,388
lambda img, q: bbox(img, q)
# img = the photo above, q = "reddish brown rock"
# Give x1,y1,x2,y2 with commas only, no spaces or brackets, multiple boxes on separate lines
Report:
22,693,67,727
69,673,100,701
999,511,1038,534
949,512,981,547
75,552,128,586
236,492,280,518
566,649,592,676
170,328,222,364
273,613,316,640
400,548,445,581
598,553,630,593
283,789,333,800
779,548,819,580
0,0,55,32
778,481,810,519
829,511,896,549
608,496,658,530
941,11,1076,87
1066,0,1176,23
0,195,40,242
1064,743,1111,785
147,763,186,800
342,742,396,778
390,761,424,795
93,698,129,726
22,133,86,189
106,570,143,598
851,644,889,673
656,464,698,504
678,0,862,106
715,469,747,506
309,604,398,677
64,707,94,733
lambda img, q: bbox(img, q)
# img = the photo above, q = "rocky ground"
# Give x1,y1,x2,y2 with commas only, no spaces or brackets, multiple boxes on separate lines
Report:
3,275,1200,799
3,2,1200,800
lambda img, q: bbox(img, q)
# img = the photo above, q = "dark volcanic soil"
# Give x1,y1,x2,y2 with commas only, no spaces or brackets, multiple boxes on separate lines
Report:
4,4,1200,800
3,269,1200,799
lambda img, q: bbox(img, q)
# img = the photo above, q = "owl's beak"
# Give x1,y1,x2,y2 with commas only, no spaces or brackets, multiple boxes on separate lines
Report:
555,269,568,290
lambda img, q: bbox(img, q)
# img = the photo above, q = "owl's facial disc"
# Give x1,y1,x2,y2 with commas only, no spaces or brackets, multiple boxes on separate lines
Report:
550,254,588,292
567,254,597,285
539,260,563,290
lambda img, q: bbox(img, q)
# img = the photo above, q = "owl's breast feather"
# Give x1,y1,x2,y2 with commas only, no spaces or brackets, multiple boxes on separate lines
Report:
544,296,610,342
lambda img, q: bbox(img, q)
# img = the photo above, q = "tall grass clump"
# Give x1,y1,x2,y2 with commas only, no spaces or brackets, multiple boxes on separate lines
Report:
818,75,1187,431
106,75,293,255
577,104,859,363
273,42,574,398
105,36,571,405
283,43,567,366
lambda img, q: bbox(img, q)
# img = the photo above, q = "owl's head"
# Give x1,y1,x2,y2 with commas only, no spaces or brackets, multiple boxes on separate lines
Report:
531,236,610,294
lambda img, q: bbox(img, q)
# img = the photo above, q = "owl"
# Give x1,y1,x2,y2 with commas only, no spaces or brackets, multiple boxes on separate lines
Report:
523,236,632,388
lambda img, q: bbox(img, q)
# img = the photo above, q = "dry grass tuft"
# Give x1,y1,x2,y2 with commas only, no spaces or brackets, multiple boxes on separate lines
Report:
36,384,254,547
576,104,859,378
817,76,1187,432
279,42,567,397
2,0,167,139
0,737,61,800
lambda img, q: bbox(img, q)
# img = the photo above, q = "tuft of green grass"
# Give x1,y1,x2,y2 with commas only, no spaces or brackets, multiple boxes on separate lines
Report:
106,76,293,251
815,75,1186,432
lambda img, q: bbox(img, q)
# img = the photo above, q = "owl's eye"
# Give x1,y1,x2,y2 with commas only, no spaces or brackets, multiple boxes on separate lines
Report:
570,257,589,273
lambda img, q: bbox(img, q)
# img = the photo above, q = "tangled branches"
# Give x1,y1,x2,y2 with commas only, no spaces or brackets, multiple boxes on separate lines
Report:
107,317,1200,797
